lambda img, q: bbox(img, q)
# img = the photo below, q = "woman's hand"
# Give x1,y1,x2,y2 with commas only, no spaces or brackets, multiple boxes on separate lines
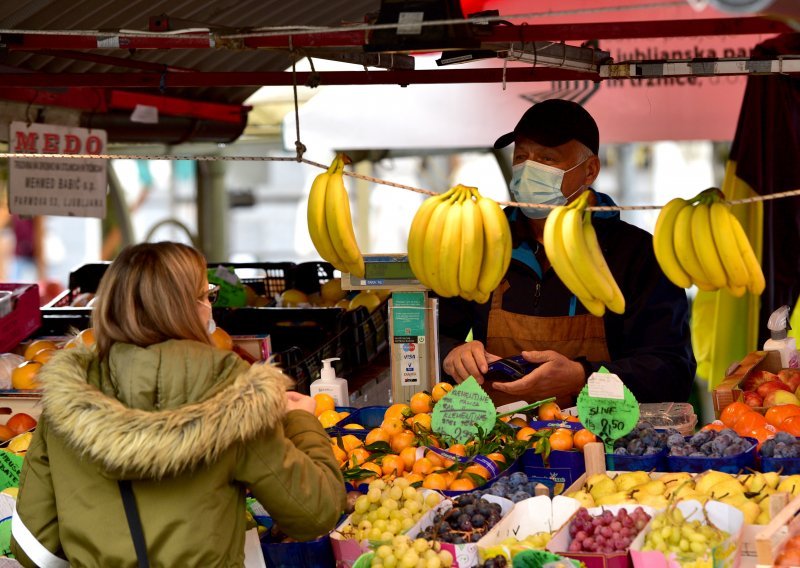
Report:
490,350,586,405
442,341,501,384
286,391,317,414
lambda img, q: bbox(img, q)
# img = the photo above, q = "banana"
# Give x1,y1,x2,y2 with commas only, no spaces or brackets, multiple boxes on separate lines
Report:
437,189,466,297
673,204,713,289
543,201,605,317
422,193,457,295
727,285,747,298
729,213,766,295
710,202,750,289
561,196,614,305
407,186,457,287
582,206,625,314
307,156,346,271
476,195,512,295
325,157,364,276
690,202,727,289
458,188,484,297
653,198,692,289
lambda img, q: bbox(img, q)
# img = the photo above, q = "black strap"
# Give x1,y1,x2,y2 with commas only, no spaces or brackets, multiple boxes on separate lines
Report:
118,480,150,568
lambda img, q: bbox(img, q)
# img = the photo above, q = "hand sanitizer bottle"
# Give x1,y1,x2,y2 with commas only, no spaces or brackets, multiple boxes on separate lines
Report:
765,305,800,368
309,357,349,406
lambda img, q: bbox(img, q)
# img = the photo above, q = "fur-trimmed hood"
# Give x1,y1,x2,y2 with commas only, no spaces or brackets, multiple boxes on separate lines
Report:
38,342,292,480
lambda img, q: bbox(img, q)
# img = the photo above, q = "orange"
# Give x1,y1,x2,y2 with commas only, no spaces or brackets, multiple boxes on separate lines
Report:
425,451,445,468
340,434,363,453
6,413,37,435
391,431,416,454
359,461,382,480
78,328,95,346
486,452,507,465
32,349,56,365
331,443,347,464
348,447,371,467
564,415,581,423
11,361,42,390
410,392,433,415
0,425,14,442
432,382,453,402
538,402,563,421
720,402,752,428
384,403,411,422
462,464,490,480
573,429,597,451
399,446,418,471
766,405,800,428
781,415,800,436
750,425,776,445
317,409,343,429
701,421,725,432
433,469,457,485
447,444,467,457
448,478,477,492
404,472,424,484
509,417,529,428
313,393,336,417
23,339,58,360
549,429,574,451
210,327,233,350
733,411,767,437
381,454,406,477
365,428,392,446
381,417,406,437
412,457,435,476
410,413,432,431
422,473,448,490
516,427,537,442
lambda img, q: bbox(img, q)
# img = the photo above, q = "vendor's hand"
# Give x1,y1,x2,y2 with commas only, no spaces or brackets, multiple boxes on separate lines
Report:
285,391,316,415
490,350,586,404
442,341,501,384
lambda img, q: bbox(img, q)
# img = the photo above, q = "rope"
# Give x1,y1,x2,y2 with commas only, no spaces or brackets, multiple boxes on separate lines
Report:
289,43,306,162
1,151,798,211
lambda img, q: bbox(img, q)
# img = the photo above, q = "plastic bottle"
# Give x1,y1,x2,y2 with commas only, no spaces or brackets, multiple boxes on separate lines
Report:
764,305,800,368
309,357,349,406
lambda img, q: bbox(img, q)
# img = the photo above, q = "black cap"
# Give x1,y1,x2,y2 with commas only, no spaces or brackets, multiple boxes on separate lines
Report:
493,99,599,155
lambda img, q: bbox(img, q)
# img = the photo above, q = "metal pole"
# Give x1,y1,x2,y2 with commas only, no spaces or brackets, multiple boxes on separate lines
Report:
196,158,227,260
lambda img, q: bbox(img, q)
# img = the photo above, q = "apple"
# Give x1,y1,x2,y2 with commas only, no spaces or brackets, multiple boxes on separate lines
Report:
757,380,792,398
742,369,782,391
764,389,800,408
780,369,800,391
743,390,764,407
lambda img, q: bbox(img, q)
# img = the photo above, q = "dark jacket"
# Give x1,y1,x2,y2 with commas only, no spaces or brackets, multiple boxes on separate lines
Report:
438,191,696,403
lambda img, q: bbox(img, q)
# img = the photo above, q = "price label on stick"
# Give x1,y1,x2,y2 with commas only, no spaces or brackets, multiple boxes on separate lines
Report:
431,377,496,445
576,372,639,452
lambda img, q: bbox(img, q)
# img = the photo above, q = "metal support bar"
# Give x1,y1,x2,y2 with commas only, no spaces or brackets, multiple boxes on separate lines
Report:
601,57,800,78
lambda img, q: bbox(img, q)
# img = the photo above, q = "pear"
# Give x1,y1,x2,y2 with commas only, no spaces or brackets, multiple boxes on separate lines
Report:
588,475,617,502
567,490,596,509
696,471,736,495
763,471,781,489
737,500,761,525
756,510,771,525
778,475,800,497
719,493,748,508
708,479,745,500
659,472,693,486
745,472,769,494
636,493,670,509
666,482,697,500
595,491,633,506
633,480,667,497
614,471,651,492
679,491,709,504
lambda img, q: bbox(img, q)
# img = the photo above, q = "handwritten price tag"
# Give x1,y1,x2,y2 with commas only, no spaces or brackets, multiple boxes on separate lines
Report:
0,450,23,491
431,377,496,445
576,373,639,452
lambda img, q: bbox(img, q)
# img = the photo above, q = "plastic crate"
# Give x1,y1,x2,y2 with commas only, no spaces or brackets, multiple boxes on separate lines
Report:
288,261,337,295
520,449,586,496
606,447,668,472
274,325,352,395
207,261,296,300
345,301,390,369
666,436,757,473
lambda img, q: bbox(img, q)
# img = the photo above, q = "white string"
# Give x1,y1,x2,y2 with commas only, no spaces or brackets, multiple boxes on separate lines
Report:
1,151,796,211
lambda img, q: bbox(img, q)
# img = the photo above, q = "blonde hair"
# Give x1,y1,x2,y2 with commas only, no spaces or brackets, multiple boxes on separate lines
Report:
93,242,212,360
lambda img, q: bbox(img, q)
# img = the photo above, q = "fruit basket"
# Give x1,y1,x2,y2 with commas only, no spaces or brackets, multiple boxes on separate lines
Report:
759,432,800,474
520,448,586,496
665,434,757,473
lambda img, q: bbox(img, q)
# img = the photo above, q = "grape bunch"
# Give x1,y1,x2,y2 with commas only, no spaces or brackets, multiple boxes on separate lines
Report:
369,535,454,568
611,422,678,456
344,478,443,542
667,427,753,458
760,432,800,458
478,472,540,503
567,507,651,553
641,506,729,561
419,494,503,544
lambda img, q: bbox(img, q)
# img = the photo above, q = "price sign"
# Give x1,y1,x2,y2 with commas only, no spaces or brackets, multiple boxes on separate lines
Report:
208,266,246,308
576,372,639,452
431,377,496,445
0,451,23,491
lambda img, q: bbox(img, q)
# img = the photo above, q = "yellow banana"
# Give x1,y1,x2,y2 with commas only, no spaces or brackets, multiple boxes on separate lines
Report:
690,202,727,289
307,156,347,271
673,204,713,288
343,257,365,280
422,193,457,295
407,186,457,287
458,188,483,298
437,189,465,298
325,157,364,276
476,195,512,295
710,202,750,289
727,285,747,298
582,207,625,314
653,198,692,288
729,214,766,295
543,201,605,317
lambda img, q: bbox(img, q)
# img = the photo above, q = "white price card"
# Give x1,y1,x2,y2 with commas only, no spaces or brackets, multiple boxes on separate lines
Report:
587,372,625,400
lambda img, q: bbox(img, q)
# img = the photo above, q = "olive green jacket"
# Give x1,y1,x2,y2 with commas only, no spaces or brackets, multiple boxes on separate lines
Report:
10,340,345,567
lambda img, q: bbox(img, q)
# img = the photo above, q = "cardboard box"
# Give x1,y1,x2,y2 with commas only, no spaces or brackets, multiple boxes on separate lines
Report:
232,334,271,363
755,494,800,567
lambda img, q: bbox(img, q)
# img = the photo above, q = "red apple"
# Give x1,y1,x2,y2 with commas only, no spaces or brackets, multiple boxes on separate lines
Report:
742,369,782,391
764,389,800,408
779,369,800,391
757,380,792,398
743,390,764,408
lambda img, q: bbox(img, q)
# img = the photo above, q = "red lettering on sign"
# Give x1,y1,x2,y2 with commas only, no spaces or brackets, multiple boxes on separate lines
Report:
86,136,103,154
14,132,38,152
43,133,59,153
64,134,81,154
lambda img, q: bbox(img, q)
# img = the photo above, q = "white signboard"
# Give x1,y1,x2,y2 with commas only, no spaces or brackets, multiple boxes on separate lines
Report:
8,121,107,218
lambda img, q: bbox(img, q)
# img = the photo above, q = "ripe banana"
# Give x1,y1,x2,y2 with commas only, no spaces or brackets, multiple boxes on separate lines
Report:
673,204,713,289
407,186,457,287
561,196,614,306
476,195,512,296
653,198,692,289
422,193,457,295
458,188,483,297
307,156,347,272
729,214,766,295
582,206,625,314
690,202,727,289
325,156,365,277
709,202,750,289
437,189,466,297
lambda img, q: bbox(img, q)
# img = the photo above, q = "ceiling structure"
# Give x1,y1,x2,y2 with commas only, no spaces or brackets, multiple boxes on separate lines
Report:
0,0,797,145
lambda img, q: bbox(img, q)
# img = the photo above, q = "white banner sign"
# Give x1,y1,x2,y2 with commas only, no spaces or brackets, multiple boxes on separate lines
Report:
8,122,107,218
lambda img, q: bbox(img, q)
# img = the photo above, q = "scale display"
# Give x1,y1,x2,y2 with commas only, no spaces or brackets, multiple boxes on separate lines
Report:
365,260,415,280
342,254,426,291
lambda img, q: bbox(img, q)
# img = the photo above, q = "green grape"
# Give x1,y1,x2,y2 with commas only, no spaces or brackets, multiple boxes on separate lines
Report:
389,485,404,500
368,488,382,503
403,486,417,500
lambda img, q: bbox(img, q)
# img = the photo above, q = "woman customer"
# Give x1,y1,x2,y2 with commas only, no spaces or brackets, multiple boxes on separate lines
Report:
11,242,345,567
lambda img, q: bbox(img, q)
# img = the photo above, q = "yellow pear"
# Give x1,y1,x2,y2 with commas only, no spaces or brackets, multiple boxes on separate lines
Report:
614,471,651,492
588,475,617,502
737,500,761,525
635,480,667,497
660,472,693,486
595,492,634,506
719,493,748,508
778,476,800,497
763,471,781,490
756,510,771,525
744,473,769,494
666,482,697,500
678,491,709,504
567,490,596,509
695,471,735,495
635,493,670,509
709,479,745,500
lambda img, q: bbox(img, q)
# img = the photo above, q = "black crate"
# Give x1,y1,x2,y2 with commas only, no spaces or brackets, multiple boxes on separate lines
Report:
287,261,337,295
344,301,390,368
274,327,352,395
207,262,296,300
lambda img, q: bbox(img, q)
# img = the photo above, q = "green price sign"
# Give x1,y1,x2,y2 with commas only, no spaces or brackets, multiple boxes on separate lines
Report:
0,451,23,491
576,373,639,452
431,377,496,444
208,267,247,308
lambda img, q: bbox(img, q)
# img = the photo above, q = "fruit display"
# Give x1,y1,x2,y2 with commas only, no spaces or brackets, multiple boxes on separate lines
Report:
407,184,511,303
653,188,764,295
543,191,625,317
418,493,505,544
666,427,754,457
566,506,651,553
640,504,731,565
477,471,542,503
367,535,454,567
611,422,676,456
739,368,800,408
758,431,800,458
307,153,365,278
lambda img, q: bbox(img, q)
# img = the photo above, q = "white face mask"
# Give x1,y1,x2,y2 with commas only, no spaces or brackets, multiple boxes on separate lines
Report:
510,158,588,219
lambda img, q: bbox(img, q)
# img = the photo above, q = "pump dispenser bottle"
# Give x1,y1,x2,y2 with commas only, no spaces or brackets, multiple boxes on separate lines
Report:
309,357,349,406
764,305,800,368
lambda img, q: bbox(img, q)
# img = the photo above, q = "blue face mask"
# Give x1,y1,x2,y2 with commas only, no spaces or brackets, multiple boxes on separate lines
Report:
510,158,588,219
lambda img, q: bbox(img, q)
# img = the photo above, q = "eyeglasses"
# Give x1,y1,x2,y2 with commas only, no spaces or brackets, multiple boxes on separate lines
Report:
205,284,220,304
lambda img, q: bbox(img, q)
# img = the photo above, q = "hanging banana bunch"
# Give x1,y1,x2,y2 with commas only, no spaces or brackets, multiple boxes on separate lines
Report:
543,191,625,317
307,154,365,278
407,184,511,303
653,188,764,297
